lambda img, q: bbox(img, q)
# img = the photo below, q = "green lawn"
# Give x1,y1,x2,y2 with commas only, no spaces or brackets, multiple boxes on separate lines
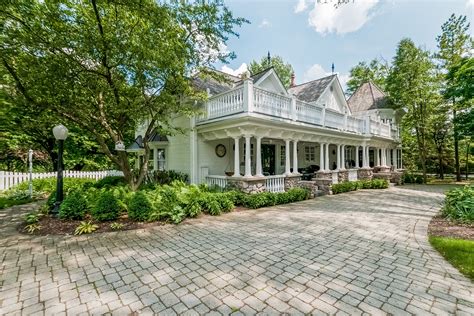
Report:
0,197,33,209
429,236,474,280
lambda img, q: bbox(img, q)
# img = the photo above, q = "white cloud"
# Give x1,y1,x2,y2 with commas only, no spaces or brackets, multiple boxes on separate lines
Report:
467,0,474,8
294,0,308,13
305,0,380,35
302,63,349,91
221,63,248,77
258,19,272,28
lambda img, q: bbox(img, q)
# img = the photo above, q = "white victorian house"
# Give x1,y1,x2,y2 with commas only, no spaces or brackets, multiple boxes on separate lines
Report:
129,67,403,194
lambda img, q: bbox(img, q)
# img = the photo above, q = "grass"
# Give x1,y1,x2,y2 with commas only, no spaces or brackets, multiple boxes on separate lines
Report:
429,236,474,280
0,196,34,209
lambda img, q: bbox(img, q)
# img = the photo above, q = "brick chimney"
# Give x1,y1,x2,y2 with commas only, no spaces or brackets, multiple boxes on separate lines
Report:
290,72,295,87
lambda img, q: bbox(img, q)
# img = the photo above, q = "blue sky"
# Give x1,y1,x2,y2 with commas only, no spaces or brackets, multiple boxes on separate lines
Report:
217,0,473,88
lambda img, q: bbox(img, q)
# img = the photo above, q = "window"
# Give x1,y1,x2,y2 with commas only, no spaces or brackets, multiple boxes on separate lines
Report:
305,146,315,162
157,149,166,171
280,145,285,167
148,150,154,169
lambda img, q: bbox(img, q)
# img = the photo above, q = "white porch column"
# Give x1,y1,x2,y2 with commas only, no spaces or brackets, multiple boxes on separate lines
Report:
325,143,330,171
153,148,158,171
381,148,386,166
319,143,325,171
392,148,398,170
363,146,368,168
355,146,360,168
292,140,299,174
336,144,341,170
375,148,379,167
255,136,263,177
285,139,291,175
341,145,346,170
233,137,240,177
244,135,252,177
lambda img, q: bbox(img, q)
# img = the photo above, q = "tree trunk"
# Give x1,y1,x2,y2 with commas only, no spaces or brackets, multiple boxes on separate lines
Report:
453,108,461,181
466,140,470,181
438,148,444,180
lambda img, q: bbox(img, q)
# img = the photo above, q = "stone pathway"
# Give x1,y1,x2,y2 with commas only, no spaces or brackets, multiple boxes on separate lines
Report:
1,185,473,315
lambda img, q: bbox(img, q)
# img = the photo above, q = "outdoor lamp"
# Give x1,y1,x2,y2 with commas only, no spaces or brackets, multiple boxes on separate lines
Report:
52,124,68,217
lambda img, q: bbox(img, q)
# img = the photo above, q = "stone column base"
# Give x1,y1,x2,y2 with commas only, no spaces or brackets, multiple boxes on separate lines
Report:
228,177,265,194
377,166,391,173
357,168,373,180
314,171,332,180
313,179,332,195
337,170,348,182
284,175,302,191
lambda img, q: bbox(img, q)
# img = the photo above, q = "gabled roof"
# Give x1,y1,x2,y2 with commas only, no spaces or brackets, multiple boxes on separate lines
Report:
250,67,274,83
347,81,390,112
191,69,241,95
288,75,336,103
126,131,169,151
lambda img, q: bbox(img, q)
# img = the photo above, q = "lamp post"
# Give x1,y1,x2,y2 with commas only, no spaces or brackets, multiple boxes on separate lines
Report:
52,124,68,217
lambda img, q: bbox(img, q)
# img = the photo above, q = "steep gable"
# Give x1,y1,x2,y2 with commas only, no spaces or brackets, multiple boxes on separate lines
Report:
347,81,389,113
252,67,288,95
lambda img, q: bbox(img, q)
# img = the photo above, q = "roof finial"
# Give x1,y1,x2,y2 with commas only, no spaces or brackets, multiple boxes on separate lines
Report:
331,62,335,74
267,51,271,67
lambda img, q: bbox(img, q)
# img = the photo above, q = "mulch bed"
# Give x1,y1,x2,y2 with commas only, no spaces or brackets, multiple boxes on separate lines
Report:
18,214,166,236
18,206,253,236
428,216,474,240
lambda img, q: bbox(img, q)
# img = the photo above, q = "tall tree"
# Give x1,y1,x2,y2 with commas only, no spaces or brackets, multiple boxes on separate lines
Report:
0,0,246,189
249,55,294,88
346,58,390,94
386,39,438,183
436,14,473,181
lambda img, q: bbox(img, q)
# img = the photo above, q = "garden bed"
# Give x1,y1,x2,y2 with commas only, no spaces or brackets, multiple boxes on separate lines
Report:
429,216,474,240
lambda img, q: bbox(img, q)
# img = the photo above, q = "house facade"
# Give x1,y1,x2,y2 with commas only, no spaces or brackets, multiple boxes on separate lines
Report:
129,68,402,194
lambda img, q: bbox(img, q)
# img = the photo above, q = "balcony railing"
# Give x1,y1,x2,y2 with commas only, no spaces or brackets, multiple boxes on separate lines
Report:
197,80,397,139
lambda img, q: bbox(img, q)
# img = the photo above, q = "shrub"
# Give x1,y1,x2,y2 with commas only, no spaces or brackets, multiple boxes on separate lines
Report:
46,190,57,210
243,193,269,209
287,188,310,201
128,191,153,221
24,223,41,234
16,177,95,194
332,179,388,194
199,193,223,215
144,170,189,186
442,185,474,223
59,190,88,220
94,176,127,189
110,222,124,230
242,188,310,209
91,191,121,221
24,212,40,224
403,173,424,184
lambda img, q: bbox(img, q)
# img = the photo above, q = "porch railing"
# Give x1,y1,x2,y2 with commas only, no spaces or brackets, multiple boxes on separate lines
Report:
265,175,285,193
206,175,228,189
198,86,244,122
254,88,292,119
197,82,397,140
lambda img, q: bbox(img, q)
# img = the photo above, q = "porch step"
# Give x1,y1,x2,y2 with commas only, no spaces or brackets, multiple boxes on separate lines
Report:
313,190,325,197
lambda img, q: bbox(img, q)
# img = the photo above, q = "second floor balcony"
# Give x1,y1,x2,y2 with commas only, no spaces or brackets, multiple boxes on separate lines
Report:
196,80,399,140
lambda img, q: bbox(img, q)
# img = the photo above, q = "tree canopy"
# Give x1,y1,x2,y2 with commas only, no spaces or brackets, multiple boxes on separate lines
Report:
0,0,246,189
346,59,389,94
249,55,294,88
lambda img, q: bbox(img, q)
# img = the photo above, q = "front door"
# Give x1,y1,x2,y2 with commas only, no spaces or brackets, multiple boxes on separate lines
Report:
261,144,276,175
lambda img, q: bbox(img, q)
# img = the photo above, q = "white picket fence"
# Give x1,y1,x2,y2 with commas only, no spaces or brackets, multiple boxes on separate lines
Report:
0,170,124,191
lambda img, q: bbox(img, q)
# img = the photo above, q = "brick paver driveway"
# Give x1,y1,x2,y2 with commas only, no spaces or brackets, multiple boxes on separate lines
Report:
1,185,473,315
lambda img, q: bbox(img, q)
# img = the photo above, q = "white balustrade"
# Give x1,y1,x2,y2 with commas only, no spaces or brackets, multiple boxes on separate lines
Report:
0,170,124,191
265,175,285,193
198,87,244,121
196,85,397,140
253,87,292,119
325,109,345,130
348,169,358,182
346,116,365,133
295,100,323,125
206,175,228,189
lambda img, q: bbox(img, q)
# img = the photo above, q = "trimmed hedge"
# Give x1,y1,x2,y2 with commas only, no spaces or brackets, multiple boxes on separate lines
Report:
128,191,153,221
91,191,121,221
243,188,310,209
59,190,88,220
332,179,389,194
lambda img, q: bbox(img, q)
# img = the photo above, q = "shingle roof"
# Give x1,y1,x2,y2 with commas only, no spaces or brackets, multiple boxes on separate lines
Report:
191,69,241,95
126,131,169,150
288,75,336,103
347,81,389,112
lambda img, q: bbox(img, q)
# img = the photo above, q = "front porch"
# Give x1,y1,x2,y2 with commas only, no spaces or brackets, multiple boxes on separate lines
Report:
199,124,403,194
